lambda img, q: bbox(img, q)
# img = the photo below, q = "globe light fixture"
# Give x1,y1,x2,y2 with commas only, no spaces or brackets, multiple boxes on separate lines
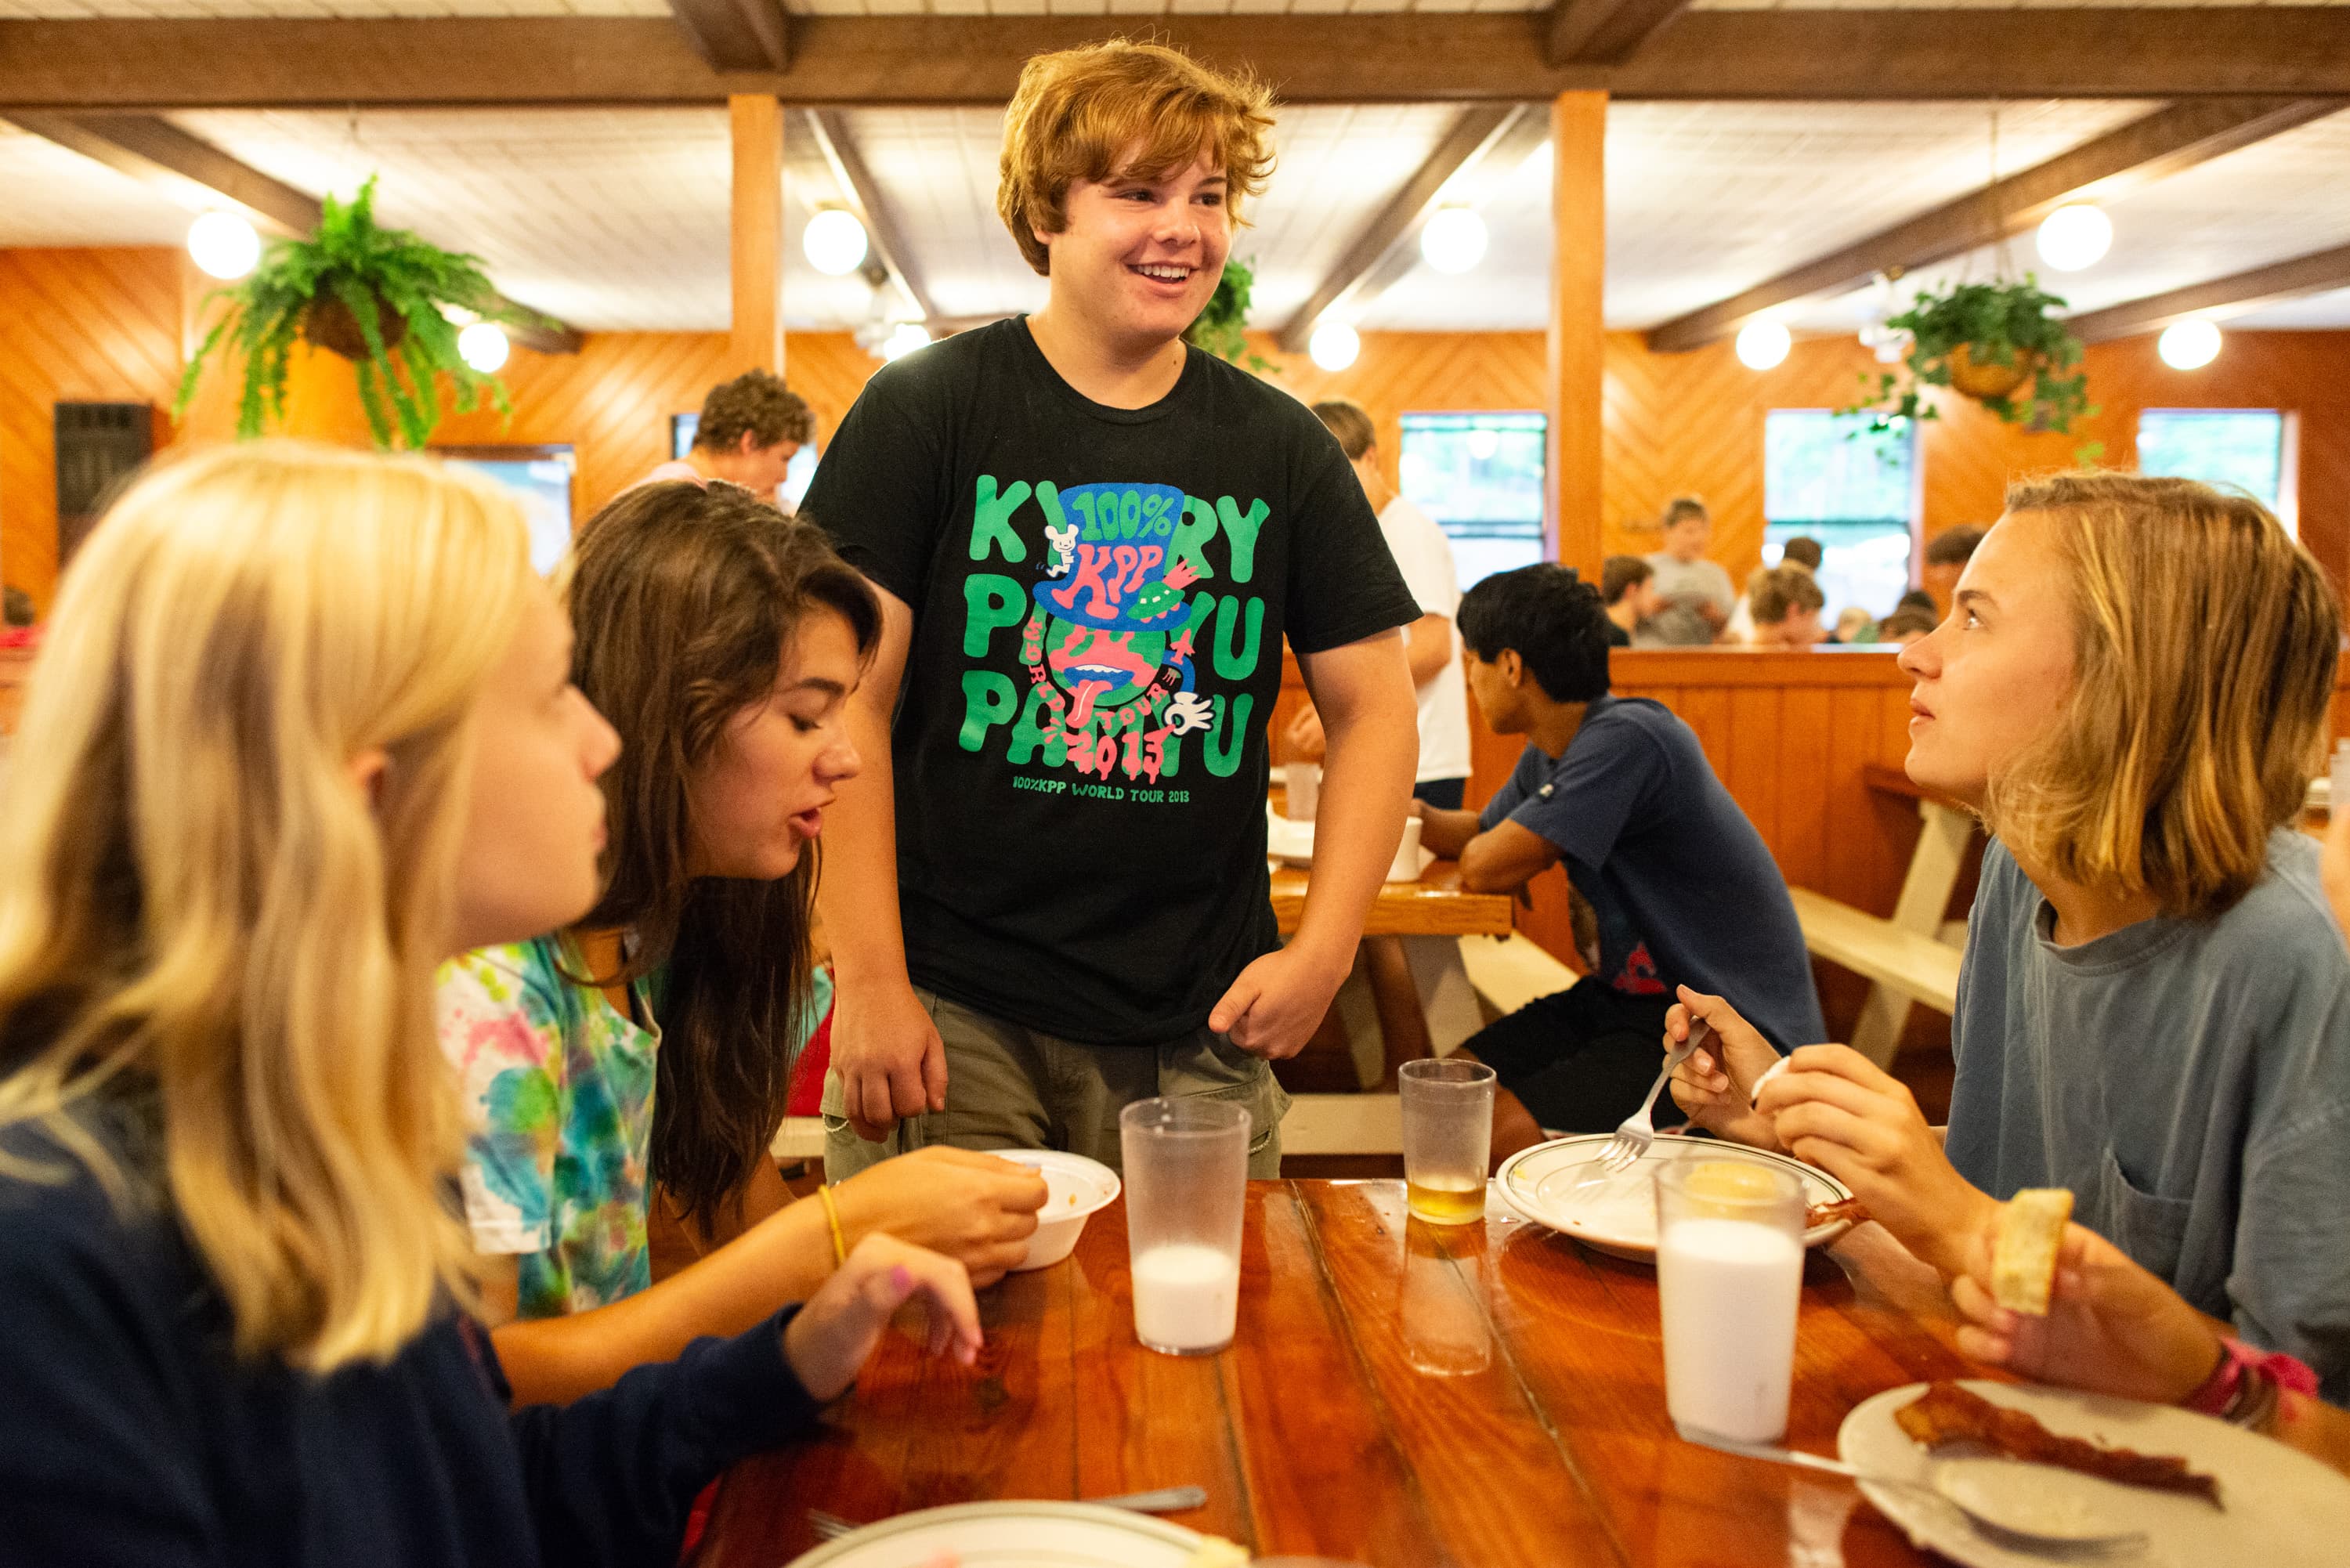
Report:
1308,320,1361,373
881,322,932,362
457,321,511,374
1466,427,1500,462
1736,319,1792,370
1419,208,1489,276
803,208,870,277
2158,318,2222,370
186,211,260,280
2035,204,2113,273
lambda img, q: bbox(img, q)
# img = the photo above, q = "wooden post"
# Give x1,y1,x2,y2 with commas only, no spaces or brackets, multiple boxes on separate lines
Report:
730,93,785,376
1546,89,1607,581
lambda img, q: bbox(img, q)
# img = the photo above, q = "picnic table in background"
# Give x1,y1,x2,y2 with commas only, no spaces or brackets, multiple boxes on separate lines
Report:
697,1180,1973,1568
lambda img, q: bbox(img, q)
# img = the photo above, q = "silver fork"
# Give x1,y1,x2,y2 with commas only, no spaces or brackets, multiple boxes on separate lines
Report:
1594,1018,1710,1176
808,1487,1207,1541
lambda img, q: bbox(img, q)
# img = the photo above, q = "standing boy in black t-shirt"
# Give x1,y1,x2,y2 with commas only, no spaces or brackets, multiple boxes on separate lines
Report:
804,42,1421,1180
1415,565,1824,1161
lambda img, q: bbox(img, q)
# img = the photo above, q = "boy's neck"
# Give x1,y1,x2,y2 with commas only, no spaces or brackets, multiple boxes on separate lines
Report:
1607,601,1638,632
1025,306,1188,410
1527,699,1591,760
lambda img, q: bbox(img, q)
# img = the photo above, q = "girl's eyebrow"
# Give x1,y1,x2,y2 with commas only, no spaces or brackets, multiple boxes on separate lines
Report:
784,676,849,697
1955,587,1996,613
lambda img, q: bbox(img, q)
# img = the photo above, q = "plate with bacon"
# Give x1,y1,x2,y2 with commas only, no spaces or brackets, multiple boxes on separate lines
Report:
1494,1133,1860,1262
1840,1379,2350,1567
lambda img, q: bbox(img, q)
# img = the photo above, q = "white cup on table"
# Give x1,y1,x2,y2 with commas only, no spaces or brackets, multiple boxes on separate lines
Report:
1384,815,1424,882
1121,1097,1250,1357
1282,761,1321,821
1655,1159,1806,1443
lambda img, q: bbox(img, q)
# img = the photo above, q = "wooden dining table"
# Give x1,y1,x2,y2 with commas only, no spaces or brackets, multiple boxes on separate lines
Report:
698,1179,1979,1567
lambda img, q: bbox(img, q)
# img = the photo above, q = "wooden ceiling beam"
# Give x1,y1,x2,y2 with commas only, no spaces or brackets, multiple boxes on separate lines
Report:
1544,0,1693,68
10,12,2350,108
666,0,790,74
1275,105,1526,354
1644,96,2342,353
2066,244,2350,342
2,110,583,353
804,108,939,325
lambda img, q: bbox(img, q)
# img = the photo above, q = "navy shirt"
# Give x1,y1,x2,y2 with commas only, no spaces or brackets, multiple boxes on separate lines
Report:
0,1101,822,1568
1480,695,1824,1053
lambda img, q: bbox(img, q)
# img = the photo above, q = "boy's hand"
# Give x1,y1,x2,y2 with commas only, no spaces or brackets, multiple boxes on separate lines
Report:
783,1234,981,1403
1284,703,1327,762
1209,945,1349,1060
1756,1044,1996,1275
1664,985,1784,1149
832,980,949,1141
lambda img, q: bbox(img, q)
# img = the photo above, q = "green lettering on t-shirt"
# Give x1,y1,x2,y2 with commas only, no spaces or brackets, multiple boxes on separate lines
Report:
962,573,1026,657
1006,683,1070,768
1170,496,1217,582
1215,496,1268,584
969,476,1031,563
1209,594,1264,681
1034,479,1070,543
958,670,1018,752
1204,692,1253,779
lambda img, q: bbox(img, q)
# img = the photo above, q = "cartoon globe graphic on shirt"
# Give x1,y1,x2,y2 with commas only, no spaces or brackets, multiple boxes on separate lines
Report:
1025,480,1209,745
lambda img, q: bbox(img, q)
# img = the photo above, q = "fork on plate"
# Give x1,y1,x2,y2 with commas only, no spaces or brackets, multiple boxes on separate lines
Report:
1592,1017,1711,1176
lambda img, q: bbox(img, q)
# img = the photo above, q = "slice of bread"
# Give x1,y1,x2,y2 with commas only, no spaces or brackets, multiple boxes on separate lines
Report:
1990,1188,2074,1316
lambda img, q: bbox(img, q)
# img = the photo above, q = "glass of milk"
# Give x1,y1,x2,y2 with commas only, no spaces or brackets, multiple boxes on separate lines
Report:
1120,1097,1252,1356
1654,1159,1806,1443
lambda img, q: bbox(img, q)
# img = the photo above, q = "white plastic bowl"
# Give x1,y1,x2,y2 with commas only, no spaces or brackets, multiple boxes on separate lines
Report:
993,1149,1120,1271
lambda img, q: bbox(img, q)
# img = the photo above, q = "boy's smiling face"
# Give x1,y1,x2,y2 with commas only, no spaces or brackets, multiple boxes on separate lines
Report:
1040,141,1231,350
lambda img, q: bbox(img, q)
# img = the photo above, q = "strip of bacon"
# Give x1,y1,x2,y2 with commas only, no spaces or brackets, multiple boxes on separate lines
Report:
1806,1198,1869,1230
1895,1382,2222,1505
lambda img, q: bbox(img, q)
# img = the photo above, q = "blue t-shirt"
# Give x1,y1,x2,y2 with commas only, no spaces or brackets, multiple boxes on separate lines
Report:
1947,833,2350,1401
1479,695,1824,1053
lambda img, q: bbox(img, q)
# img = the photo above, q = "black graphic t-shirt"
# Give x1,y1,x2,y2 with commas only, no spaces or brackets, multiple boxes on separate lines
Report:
806,320,1418,1046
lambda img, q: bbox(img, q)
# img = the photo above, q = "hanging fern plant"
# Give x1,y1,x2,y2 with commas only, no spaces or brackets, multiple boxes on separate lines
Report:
1185,258,1278,374
174,175,543,450
1842,276,2095,441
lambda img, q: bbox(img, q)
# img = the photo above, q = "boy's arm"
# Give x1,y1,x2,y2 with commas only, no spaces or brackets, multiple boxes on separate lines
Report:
1209,630,1416,1060
1415,800,1558,896
811,585,947,1140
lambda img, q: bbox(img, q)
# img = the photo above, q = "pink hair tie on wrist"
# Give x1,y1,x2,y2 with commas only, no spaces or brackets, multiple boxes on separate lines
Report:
2187,1337,2319,1423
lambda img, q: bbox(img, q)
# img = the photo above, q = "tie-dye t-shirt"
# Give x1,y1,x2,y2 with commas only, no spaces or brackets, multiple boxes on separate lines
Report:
436,936,659,1318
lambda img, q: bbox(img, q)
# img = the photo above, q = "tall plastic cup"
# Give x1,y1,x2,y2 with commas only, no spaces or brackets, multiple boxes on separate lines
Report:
1121,1097,1251,1356
1655,1160,1806,1442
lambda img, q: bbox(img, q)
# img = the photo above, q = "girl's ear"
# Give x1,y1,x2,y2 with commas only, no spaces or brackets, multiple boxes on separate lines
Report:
347,746,391,815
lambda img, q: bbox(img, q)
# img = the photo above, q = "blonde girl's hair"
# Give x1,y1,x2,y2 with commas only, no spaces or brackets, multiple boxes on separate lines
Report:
997,38,1276,276
0,441,537,1371
1990,471,2340,918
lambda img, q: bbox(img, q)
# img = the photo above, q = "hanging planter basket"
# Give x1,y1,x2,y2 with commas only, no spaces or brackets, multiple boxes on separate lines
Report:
303,287,408,361
1947,343,2037,403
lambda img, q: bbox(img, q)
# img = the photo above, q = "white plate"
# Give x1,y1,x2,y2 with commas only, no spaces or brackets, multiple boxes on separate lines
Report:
1494,1134,1853,1261
1264,811,1437,881
783,1501,1211,1567
1840,1379,2350,1568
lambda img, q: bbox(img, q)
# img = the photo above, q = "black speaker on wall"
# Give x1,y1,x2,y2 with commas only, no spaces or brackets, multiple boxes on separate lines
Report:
55,402,154,563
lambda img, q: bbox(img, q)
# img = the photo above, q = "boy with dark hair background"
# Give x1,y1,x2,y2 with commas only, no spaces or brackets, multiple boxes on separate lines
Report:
636,369,815,501
1599,555,1659,648
1415,565,1823,1158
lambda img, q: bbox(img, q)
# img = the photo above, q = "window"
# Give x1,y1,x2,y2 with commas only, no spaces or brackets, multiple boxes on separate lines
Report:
434,444,577,576
1764,410,1918,623
2136,410,2294,533
671,411,819,509
1397,412,1547,591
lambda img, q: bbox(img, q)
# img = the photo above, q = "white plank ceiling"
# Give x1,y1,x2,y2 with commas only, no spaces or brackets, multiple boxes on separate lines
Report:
5,91,2349,333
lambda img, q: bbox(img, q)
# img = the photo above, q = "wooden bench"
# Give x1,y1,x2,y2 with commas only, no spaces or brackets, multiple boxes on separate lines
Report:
1789,770,1974,1067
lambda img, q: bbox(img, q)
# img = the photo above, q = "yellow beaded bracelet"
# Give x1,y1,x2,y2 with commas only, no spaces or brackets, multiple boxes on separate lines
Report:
817,1183,848,1269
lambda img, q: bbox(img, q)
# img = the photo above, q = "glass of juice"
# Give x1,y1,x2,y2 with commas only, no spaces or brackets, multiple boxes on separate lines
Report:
1399,1057,1495,1225
1120,1097,1251,1356
1654,1159,1806,1443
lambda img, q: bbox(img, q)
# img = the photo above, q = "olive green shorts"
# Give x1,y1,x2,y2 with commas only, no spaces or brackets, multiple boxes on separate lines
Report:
822,986,1290,1182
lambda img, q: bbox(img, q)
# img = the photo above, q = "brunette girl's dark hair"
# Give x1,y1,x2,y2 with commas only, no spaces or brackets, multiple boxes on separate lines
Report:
564,481,878,1235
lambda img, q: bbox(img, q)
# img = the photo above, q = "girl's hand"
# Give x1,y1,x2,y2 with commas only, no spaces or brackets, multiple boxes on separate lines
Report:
1756,1044,1994,1274
1951,1216,2225,1406
783,1234,981,1402
1664,986,1785,1150
837,1146,1047,1288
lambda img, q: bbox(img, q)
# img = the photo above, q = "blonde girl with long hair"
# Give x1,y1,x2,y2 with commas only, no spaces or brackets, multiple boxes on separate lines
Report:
1664,471,2350,1406
0,443,978,1566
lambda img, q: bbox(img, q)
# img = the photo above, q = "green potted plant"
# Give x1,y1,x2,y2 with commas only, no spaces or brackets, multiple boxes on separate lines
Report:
1185,258,1277,374
175,175,540,450
1843,276,2094,439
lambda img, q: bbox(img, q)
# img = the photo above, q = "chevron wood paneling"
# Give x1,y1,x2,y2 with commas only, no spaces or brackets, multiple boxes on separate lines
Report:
0,247,184,616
